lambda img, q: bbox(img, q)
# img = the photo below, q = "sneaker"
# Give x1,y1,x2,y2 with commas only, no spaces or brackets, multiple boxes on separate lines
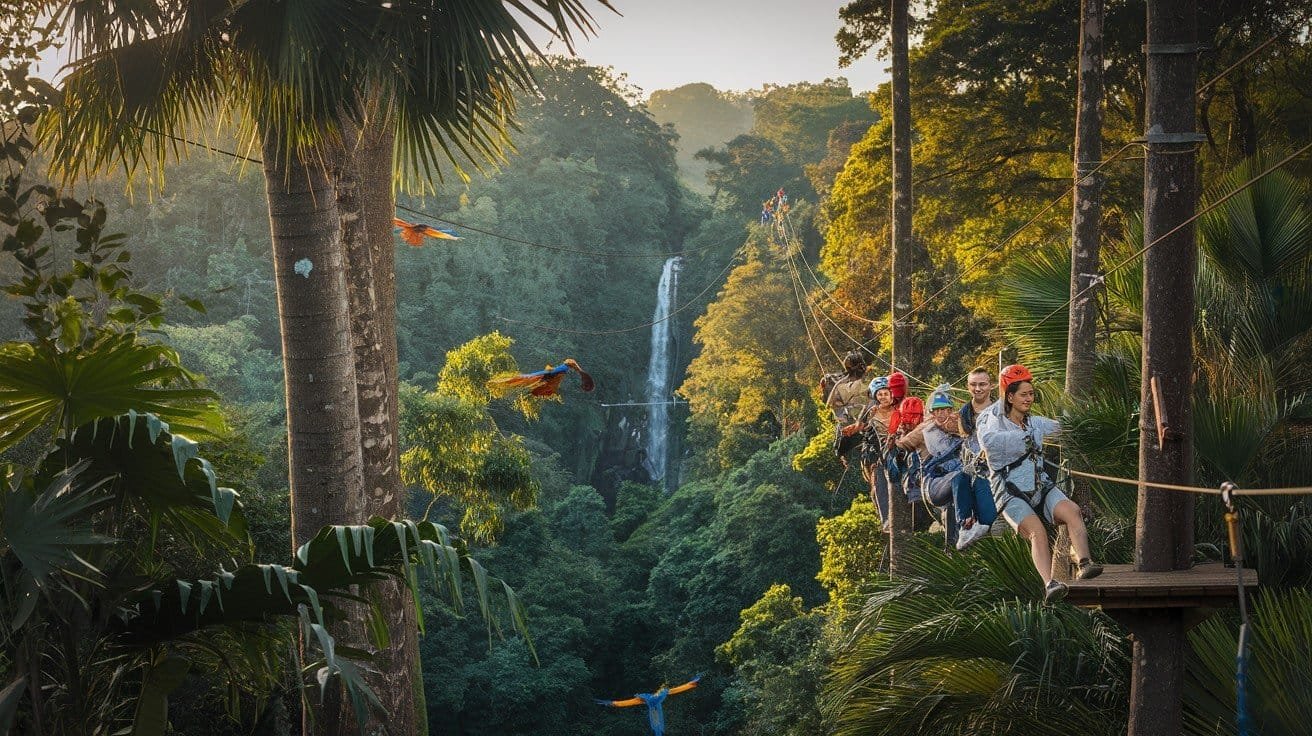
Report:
955,522,989,550
1044,580,1068,604
1076,559,1104,580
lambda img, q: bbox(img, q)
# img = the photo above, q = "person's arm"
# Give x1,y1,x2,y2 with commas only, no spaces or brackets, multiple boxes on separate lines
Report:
1032,414,1062,440
977,410,1028,466
896,420,929,451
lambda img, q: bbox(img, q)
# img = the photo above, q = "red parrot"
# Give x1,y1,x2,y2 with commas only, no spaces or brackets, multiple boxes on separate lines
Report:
392,216,461,246
486,359,595,400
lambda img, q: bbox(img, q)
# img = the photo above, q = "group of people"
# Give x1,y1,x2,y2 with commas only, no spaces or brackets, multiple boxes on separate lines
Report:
824,352,1103,602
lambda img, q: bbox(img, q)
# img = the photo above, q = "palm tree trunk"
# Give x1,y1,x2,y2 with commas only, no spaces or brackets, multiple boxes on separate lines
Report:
339,119,427,734
1056,0,1105,582
261,129,364,736
887,0,914,577
1130,1,1198,732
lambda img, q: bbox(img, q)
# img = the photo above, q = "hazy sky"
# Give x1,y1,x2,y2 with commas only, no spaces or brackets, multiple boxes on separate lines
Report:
538,0,890,96
36,1,891,95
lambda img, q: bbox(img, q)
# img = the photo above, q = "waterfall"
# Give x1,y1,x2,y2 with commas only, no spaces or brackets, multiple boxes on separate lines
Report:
643,256,681,484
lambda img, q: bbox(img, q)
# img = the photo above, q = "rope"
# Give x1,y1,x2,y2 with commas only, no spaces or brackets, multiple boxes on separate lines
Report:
1196,32,1288,95
785,244,844,361
1220,483,1253,736
1066,468,1312,497
496,254,739,335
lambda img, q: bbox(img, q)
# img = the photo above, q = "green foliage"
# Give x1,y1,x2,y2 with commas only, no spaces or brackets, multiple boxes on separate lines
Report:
1186,589,1312,736
401,333,542,542
679,238,815,472
823,536,1130,736
648,83,754,192
716,584,825,736
815,498,884,607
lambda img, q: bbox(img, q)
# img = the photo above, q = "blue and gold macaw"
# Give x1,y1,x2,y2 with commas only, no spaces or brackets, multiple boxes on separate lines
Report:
486,359,595,400
595,675,701,736
392,216,461,246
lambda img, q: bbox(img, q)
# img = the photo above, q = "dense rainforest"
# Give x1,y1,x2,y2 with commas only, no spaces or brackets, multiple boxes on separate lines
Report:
3,0,1312,734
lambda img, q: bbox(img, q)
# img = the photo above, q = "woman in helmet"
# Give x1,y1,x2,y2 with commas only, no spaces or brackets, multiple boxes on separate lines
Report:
854,375,897,530
827,352,871,467
977,365,1103,604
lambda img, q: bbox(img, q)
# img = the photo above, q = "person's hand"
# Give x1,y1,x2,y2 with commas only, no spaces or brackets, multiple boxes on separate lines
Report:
841,422,863,437
939,412,961,433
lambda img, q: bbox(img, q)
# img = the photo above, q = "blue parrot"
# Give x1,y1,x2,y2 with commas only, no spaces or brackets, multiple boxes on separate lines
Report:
595,675,701,736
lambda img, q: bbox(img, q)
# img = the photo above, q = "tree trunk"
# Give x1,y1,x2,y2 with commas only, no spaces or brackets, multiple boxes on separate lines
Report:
344,120,429,735
1130,1,1198,733
887,0,914,576
1056,0,1105,582
261,130,364,736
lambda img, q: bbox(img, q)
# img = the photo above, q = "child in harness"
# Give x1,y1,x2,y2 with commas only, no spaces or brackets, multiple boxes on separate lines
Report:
977,365,1103,603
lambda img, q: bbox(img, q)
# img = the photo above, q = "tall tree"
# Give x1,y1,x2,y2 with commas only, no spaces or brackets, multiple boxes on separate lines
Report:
887,0,915,575
1057,0,1105,581
1131,0,1198,733
38,2,607,732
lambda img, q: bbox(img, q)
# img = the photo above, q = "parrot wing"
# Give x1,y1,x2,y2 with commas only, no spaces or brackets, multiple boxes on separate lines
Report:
595,697,644,708
667,675,702,697
420,225,461,241
563,359,595,392
486,372,545,397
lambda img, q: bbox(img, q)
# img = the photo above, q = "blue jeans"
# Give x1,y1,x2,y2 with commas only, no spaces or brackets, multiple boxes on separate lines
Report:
869,465,891,531
953,473,997,528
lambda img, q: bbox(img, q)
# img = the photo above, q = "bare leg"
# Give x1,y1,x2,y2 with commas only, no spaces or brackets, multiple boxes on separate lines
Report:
1017,514,1053,585
1052,500,1093,561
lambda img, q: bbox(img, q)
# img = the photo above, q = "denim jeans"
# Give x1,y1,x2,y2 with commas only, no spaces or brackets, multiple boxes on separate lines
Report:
868,464,891,531
952,473,997,528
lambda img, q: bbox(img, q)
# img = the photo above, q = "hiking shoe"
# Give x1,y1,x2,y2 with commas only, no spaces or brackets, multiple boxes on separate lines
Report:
1076,559,1104,580
1043,580,1068,604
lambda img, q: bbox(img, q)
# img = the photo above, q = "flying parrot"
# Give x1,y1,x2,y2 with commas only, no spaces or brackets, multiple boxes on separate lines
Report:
392,216,461,246
595,675,701,736
486,359,595,400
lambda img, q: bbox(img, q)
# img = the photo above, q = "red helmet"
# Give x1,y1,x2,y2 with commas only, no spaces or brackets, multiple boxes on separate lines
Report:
1000,364,1033,397
887,371,908,402
899,396,924,424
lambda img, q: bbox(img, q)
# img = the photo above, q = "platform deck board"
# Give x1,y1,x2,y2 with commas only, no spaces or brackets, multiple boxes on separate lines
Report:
1065,563,1257,609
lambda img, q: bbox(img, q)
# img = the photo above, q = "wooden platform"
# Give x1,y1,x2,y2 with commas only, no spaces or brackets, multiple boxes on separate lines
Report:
1065,563,1257,610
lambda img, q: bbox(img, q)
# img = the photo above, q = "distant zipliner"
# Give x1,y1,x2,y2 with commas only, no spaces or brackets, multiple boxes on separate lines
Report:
595,675,702,736
392,216,461,246
486,358,595,400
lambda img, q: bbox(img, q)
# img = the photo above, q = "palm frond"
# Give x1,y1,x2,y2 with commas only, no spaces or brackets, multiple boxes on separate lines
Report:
0,335,224,454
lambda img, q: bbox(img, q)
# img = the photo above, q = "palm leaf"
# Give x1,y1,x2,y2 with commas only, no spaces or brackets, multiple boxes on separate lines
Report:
1186,589,1312,736
39,413,249,550
0,335,223,454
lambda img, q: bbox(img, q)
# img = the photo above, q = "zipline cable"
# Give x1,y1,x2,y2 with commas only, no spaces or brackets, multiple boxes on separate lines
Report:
131,126,733,261
990,141,1312,375
1066,468,1312,497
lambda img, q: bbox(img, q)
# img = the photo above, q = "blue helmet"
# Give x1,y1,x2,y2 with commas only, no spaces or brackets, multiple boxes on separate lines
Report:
929,383,954,410
868,376,890,397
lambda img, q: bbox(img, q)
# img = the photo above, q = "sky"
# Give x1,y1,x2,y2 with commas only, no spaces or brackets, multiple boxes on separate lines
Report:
35,1,890,96
535,0,890,96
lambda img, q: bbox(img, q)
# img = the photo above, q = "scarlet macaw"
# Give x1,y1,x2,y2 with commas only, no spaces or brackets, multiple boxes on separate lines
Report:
595,675,701,736
392,216,461,246
486,359,595,400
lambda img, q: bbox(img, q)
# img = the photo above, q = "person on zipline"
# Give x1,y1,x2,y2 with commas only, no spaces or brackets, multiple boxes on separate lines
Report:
855,375,897,531
825,352,870,468
896,384,966,548
952,367,1000,550
886,392,933,531
977,365,1103,603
